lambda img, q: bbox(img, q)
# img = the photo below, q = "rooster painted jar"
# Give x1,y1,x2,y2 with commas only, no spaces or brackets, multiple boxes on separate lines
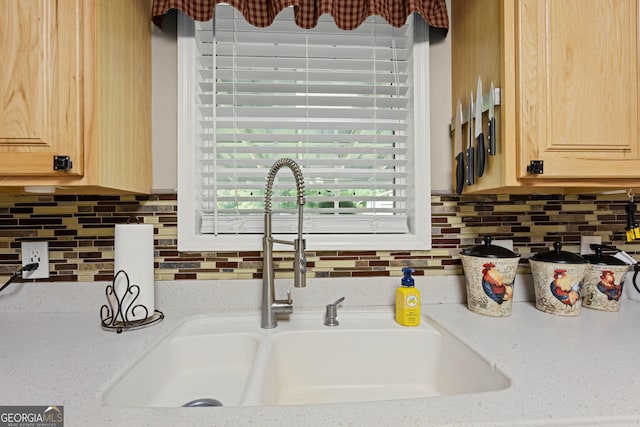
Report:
581,246,630,312
529,242,588,316
460,236,520,317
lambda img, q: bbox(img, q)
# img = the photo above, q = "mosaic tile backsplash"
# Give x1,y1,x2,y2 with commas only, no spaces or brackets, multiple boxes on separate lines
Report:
1,192,639,282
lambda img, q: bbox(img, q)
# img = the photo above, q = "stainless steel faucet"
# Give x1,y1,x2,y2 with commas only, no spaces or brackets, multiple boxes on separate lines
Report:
261,158,307,329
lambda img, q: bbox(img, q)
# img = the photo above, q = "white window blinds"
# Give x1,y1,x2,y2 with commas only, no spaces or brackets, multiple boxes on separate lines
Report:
193,5,415,235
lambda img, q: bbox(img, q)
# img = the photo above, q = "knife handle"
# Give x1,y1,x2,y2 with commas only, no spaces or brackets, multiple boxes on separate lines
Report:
455,152,464,195
456,151,464,194
488,117,496,156
466,147,475,185
476,133,485,177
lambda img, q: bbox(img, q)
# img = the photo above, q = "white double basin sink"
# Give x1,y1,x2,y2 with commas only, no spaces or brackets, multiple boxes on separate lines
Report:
103,309,509,407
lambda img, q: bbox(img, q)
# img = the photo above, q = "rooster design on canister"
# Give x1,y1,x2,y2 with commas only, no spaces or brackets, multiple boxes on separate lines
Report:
481,262,513,304
550,269,580,306
596,270,623,301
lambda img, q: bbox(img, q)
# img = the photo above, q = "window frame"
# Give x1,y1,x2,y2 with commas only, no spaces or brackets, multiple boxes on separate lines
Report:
176,10,431,251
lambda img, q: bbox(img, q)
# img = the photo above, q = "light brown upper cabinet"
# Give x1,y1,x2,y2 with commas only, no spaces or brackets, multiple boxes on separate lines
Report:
0,0,151,194
452,0,640,194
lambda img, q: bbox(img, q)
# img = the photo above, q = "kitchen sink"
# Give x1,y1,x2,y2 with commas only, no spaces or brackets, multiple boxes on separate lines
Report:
102,310,510,407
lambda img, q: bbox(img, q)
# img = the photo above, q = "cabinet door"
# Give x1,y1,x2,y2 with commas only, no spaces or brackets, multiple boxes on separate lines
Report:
0,0,83,176
517,0,640,179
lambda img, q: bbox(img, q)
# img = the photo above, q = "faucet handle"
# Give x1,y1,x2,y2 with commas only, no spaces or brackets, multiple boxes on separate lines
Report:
324,297,345,327
331,297,345,306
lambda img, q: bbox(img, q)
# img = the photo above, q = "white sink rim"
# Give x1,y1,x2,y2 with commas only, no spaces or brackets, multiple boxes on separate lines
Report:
102,309,510,408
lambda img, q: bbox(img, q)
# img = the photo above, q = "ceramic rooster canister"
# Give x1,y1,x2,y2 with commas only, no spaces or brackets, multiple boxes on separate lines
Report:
460,236,520,317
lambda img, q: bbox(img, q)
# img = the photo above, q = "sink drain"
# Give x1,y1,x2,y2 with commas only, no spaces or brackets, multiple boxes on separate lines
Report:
182,398,223,407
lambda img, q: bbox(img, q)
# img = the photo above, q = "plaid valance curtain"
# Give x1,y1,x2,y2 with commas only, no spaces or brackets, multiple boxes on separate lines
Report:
151,0,448,30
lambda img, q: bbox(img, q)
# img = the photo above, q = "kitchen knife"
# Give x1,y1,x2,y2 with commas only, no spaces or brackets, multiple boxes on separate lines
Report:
475,78,485,177
466,92,475,185
454,100,464,194
488,82,496,156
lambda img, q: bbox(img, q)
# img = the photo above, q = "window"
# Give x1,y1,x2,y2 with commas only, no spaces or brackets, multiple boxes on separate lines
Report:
177,5,431,251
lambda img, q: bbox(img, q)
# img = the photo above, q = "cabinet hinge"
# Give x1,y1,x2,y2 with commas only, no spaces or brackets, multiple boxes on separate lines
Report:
53,155,73,172
526,160,544,175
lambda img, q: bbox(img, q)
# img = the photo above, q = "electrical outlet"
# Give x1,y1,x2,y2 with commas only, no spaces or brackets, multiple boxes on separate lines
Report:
21,241,50,279
580,236,602,255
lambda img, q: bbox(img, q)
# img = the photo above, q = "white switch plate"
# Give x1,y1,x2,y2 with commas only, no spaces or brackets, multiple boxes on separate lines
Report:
21,241,50,279
492,239,514,251
580,236,602,255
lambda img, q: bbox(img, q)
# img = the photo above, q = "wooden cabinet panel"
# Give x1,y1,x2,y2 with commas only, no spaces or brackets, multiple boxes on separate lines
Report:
0,0,151,194
452,0,640,193
517,0,639,179
0,0,83,176
1,0,46,142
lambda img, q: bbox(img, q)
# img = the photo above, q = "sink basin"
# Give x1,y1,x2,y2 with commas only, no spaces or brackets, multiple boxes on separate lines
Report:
103,318,262,408
103,310,509,407
259,326,508,405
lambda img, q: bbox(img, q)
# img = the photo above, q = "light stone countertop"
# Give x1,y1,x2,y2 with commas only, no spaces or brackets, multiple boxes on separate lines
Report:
1,277,640,427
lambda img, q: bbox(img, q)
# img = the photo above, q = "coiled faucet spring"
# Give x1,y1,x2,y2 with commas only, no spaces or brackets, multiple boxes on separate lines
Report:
264,158,306,213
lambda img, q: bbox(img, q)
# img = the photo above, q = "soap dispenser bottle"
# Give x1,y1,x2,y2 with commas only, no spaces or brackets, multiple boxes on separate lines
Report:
395,267,420,326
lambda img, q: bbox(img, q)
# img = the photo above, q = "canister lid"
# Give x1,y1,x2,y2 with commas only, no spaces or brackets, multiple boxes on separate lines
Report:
530,241,587,264
460,236,520,259
582,245,628,266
